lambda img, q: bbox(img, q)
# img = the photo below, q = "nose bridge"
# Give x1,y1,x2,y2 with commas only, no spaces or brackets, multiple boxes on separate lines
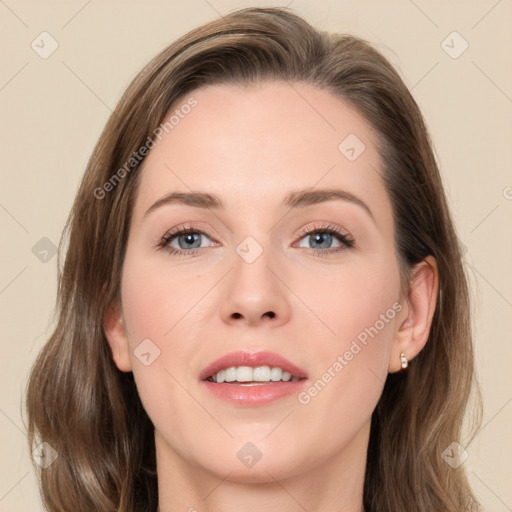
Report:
219,232,291,326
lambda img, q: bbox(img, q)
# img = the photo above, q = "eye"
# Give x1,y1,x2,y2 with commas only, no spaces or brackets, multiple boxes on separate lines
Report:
156,222,355,257
295,223,355,254
157,225,216,256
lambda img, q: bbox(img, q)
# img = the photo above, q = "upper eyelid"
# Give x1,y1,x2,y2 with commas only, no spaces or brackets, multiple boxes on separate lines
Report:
162,223,348,237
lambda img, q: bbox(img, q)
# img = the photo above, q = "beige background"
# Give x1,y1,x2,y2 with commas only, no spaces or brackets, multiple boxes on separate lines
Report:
1,1,511,510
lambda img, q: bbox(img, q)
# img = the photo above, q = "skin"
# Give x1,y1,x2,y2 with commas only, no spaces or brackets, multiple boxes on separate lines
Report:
104,81,438,512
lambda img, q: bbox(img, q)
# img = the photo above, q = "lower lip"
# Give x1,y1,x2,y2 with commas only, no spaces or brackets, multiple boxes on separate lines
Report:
201,380,308,406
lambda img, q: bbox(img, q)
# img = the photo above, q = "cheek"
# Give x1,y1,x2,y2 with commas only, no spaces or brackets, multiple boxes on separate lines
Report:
121,259,190,338
298,250,401,355
118,251,218,396
293,253,400,422
118,256,207,448
120,249,219,354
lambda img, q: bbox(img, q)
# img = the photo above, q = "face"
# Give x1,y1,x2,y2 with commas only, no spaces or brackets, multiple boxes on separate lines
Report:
107,81,408,483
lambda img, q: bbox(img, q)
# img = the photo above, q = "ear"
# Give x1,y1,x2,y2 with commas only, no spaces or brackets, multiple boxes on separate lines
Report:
389,256,439,373
103,301,133,372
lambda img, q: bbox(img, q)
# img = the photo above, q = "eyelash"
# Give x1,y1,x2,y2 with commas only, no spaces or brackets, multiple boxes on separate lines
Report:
157,223,355,257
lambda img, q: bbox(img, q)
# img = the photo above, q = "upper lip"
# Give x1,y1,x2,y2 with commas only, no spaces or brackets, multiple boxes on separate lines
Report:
199,350,308,381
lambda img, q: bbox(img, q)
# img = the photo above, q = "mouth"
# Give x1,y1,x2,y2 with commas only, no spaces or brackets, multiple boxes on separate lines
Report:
205,365,302,384
199,351,308,406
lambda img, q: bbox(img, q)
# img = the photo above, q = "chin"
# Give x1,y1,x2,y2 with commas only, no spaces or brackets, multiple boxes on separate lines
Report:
188,436,312,482
203,456,304,484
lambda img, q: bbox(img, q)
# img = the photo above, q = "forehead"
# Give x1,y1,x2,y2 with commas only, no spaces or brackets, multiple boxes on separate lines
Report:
134,81,388,220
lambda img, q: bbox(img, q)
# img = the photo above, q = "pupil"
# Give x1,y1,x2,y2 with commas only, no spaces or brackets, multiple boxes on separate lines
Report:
179,233,200,249
312,233,331,249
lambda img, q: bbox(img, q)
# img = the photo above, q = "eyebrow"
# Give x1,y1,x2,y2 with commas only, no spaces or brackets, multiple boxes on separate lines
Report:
144,188,375,222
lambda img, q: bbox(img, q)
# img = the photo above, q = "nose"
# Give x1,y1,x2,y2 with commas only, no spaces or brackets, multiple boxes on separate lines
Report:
219,245,291,328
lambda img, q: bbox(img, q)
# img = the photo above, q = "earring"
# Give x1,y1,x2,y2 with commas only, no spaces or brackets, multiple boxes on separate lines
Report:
400,352,408,370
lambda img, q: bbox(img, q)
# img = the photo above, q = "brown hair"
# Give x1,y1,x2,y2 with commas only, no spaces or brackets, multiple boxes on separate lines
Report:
25,7,482,511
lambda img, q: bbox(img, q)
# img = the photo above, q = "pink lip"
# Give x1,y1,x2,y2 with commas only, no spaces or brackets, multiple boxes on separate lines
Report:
199,350,309,407
201,380,308,406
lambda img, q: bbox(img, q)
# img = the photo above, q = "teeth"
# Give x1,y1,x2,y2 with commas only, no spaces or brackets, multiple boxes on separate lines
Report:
253,366,270,381
237,366,253,382
224,367,237,382
209,365,300,383
270,367,282,381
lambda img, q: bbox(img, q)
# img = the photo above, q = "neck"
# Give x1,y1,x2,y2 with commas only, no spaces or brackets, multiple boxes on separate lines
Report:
154,421,369,512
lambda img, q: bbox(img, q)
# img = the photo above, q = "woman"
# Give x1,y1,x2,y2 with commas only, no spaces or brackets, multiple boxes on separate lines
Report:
25,6,482,512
